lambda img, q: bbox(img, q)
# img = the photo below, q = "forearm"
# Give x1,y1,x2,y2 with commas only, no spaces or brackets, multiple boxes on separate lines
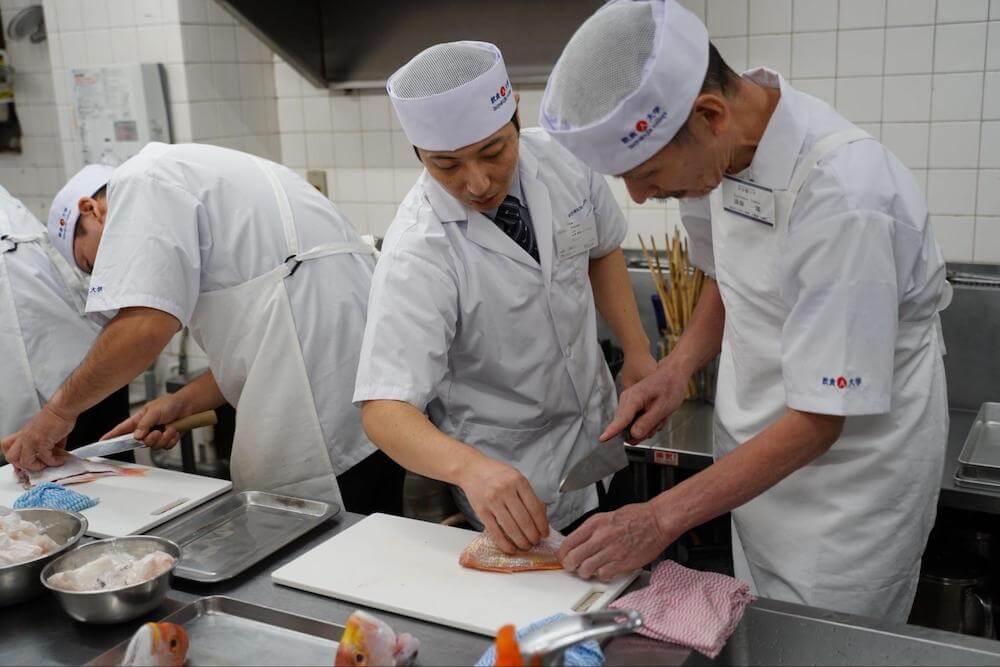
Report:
48,307,180,419
361,400,484,486
589,249,650,356
660,278,724,378
651,409,844,537
172,370,227,415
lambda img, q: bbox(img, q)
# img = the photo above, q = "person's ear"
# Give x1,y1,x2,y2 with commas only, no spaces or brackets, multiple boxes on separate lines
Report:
77,195,96,218
690,92,730,139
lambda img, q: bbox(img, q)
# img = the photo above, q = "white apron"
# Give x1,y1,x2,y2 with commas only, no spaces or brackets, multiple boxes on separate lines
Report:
187,156,373,505
0,216,89,437
711,129,949,621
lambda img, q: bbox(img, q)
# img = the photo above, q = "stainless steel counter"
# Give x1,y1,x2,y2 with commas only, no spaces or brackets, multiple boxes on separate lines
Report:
627,402,1000,516
5,510,1000,666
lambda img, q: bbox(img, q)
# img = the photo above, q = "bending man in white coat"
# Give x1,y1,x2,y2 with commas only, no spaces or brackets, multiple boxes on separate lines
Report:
355,42,657,553
539,0,949,621
0,180,128,452
2,144,403,514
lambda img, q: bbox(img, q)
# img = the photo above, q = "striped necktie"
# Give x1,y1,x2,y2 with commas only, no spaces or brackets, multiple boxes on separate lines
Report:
493,195,539,263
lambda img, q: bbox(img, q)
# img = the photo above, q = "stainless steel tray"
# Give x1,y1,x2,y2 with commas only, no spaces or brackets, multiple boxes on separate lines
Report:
957,403,1000,484
147,491,338,582
954,470,1000,492
89,596,343,666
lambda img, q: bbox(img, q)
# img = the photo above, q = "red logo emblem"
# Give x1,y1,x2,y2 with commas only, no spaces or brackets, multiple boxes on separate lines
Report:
635,119,649,133
59,218,65,227
836,376,847,389
499,85,507,97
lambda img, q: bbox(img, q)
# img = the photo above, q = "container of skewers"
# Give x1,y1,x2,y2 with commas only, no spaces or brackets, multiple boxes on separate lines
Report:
638,231,717,401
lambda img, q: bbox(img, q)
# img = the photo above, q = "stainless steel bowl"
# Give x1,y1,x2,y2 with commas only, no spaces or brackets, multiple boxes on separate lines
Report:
0,508,88,607
40,535,180,624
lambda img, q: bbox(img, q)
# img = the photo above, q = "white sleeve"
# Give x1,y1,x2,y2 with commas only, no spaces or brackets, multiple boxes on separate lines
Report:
588,169,628,258
85,175,203,327
779,208,898,416
680,197,715,277
353,248,458,411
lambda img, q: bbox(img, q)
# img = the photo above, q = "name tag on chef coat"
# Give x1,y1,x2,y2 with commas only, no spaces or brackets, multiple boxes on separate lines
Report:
722,175,775,227
556,199,599,260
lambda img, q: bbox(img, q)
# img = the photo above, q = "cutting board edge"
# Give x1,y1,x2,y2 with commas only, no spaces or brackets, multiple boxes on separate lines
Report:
85,479,233,538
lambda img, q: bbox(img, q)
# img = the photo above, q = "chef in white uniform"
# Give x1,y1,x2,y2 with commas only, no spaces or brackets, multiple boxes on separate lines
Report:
2,144,403,514
0,181,99,442
538,0,949,621
354,42,656,553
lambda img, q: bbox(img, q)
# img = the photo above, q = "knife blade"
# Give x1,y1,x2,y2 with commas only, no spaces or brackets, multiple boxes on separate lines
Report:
71,410,219,459
559,434,629,493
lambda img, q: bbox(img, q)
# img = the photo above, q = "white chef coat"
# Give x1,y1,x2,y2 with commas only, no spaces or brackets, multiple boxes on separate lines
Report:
85,142,376,476
682,68,948,620
0,187,98,436
354,128,627,530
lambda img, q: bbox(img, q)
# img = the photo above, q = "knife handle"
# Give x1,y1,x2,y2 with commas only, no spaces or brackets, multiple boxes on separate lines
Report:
162,410,218,433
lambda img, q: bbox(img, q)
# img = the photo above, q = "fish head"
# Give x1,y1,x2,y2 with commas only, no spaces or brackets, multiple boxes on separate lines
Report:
334,610,398,666
150,622,189,667
121,622,189,667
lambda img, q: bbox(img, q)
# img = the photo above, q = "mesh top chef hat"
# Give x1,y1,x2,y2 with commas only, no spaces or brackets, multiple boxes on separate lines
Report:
388,41,516,152
47,164,114,266
540,0,708,176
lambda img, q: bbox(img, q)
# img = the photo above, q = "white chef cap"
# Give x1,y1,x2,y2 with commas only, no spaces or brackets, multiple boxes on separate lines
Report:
540,0,708,176
47,164,114,266
388,41,516,152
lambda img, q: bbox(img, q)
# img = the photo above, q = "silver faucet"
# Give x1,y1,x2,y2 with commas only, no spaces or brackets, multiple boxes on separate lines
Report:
516,610,643,666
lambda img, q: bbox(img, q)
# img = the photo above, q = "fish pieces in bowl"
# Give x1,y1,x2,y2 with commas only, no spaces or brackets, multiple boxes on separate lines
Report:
0,507,88,606
41,535,181,624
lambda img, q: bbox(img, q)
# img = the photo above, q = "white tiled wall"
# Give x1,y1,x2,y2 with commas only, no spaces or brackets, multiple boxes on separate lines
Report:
681,0,999,262
0,0,63,221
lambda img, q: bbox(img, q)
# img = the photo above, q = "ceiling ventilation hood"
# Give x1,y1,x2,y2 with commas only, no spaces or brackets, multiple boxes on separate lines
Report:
217,0,604,90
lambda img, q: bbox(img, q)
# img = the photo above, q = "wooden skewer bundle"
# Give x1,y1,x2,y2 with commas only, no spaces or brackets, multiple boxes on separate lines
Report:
639,231,707,398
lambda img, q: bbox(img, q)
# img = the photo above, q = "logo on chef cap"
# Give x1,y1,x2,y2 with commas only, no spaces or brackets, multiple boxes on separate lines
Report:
620,105,669,150
57,207,70,239
490,79,512,111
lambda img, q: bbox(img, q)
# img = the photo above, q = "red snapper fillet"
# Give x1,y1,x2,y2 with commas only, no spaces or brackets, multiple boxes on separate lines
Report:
13,451,146,490
459,532,564,573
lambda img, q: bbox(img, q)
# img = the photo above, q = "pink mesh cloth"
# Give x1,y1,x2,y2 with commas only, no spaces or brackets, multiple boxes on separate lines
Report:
610,560,754,658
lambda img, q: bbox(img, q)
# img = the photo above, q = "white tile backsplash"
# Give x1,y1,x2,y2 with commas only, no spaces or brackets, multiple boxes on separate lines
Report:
749,0,792,34
883,75,933,121
362,131,394,168
974,216,1000,260
885,26,934,75
793,0,838,32
980,120,1000,167
836,76,884,122
791,30,837,78
931,216,976,260
749,34,792,75
331,132,363,168
934,22,989,73
931,72,984,121
707,0,748,37
714,37,749,71
937,0,989,24
837,28,885,76
978,169,1000,213
929,121,982,168
887,0,936,26
927,169,979,214
840,0,886,29
882,122,930,168
987,22,1000,70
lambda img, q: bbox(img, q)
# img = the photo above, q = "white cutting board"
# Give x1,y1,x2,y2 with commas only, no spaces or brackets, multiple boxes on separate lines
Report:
271,513,639,636
0,460,231,537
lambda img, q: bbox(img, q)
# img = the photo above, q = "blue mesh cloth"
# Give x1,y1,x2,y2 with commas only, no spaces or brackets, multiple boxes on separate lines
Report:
474,614,604,667
13,482,98,512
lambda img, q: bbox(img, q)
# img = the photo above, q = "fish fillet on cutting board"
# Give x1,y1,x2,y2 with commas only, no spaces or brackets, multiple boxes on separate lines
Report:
459,532,564,573
0,461,231,537
271,513,639,636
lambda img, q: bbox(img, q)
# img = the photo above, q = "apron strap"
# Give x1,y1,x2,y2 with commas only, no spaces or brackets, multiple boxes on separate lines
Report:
284,241,375,277
249,154,299,256
785,128,872,202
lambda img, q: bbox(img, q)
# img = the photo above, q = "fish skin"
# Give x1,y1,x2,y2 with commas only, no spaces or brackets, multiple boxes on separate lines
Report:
459,532,564,573
13,452,146,490
121,622,189,667
334,610,420,667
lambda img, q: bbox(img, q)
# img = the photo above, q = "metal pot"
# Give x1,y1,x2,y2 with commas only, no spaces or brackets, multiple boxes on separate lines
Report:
910,554,995,639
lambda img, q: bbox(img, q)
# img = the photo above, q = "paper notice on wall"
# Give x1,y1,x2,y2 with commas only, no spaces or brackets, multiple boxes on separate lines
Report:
68,64,170,167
